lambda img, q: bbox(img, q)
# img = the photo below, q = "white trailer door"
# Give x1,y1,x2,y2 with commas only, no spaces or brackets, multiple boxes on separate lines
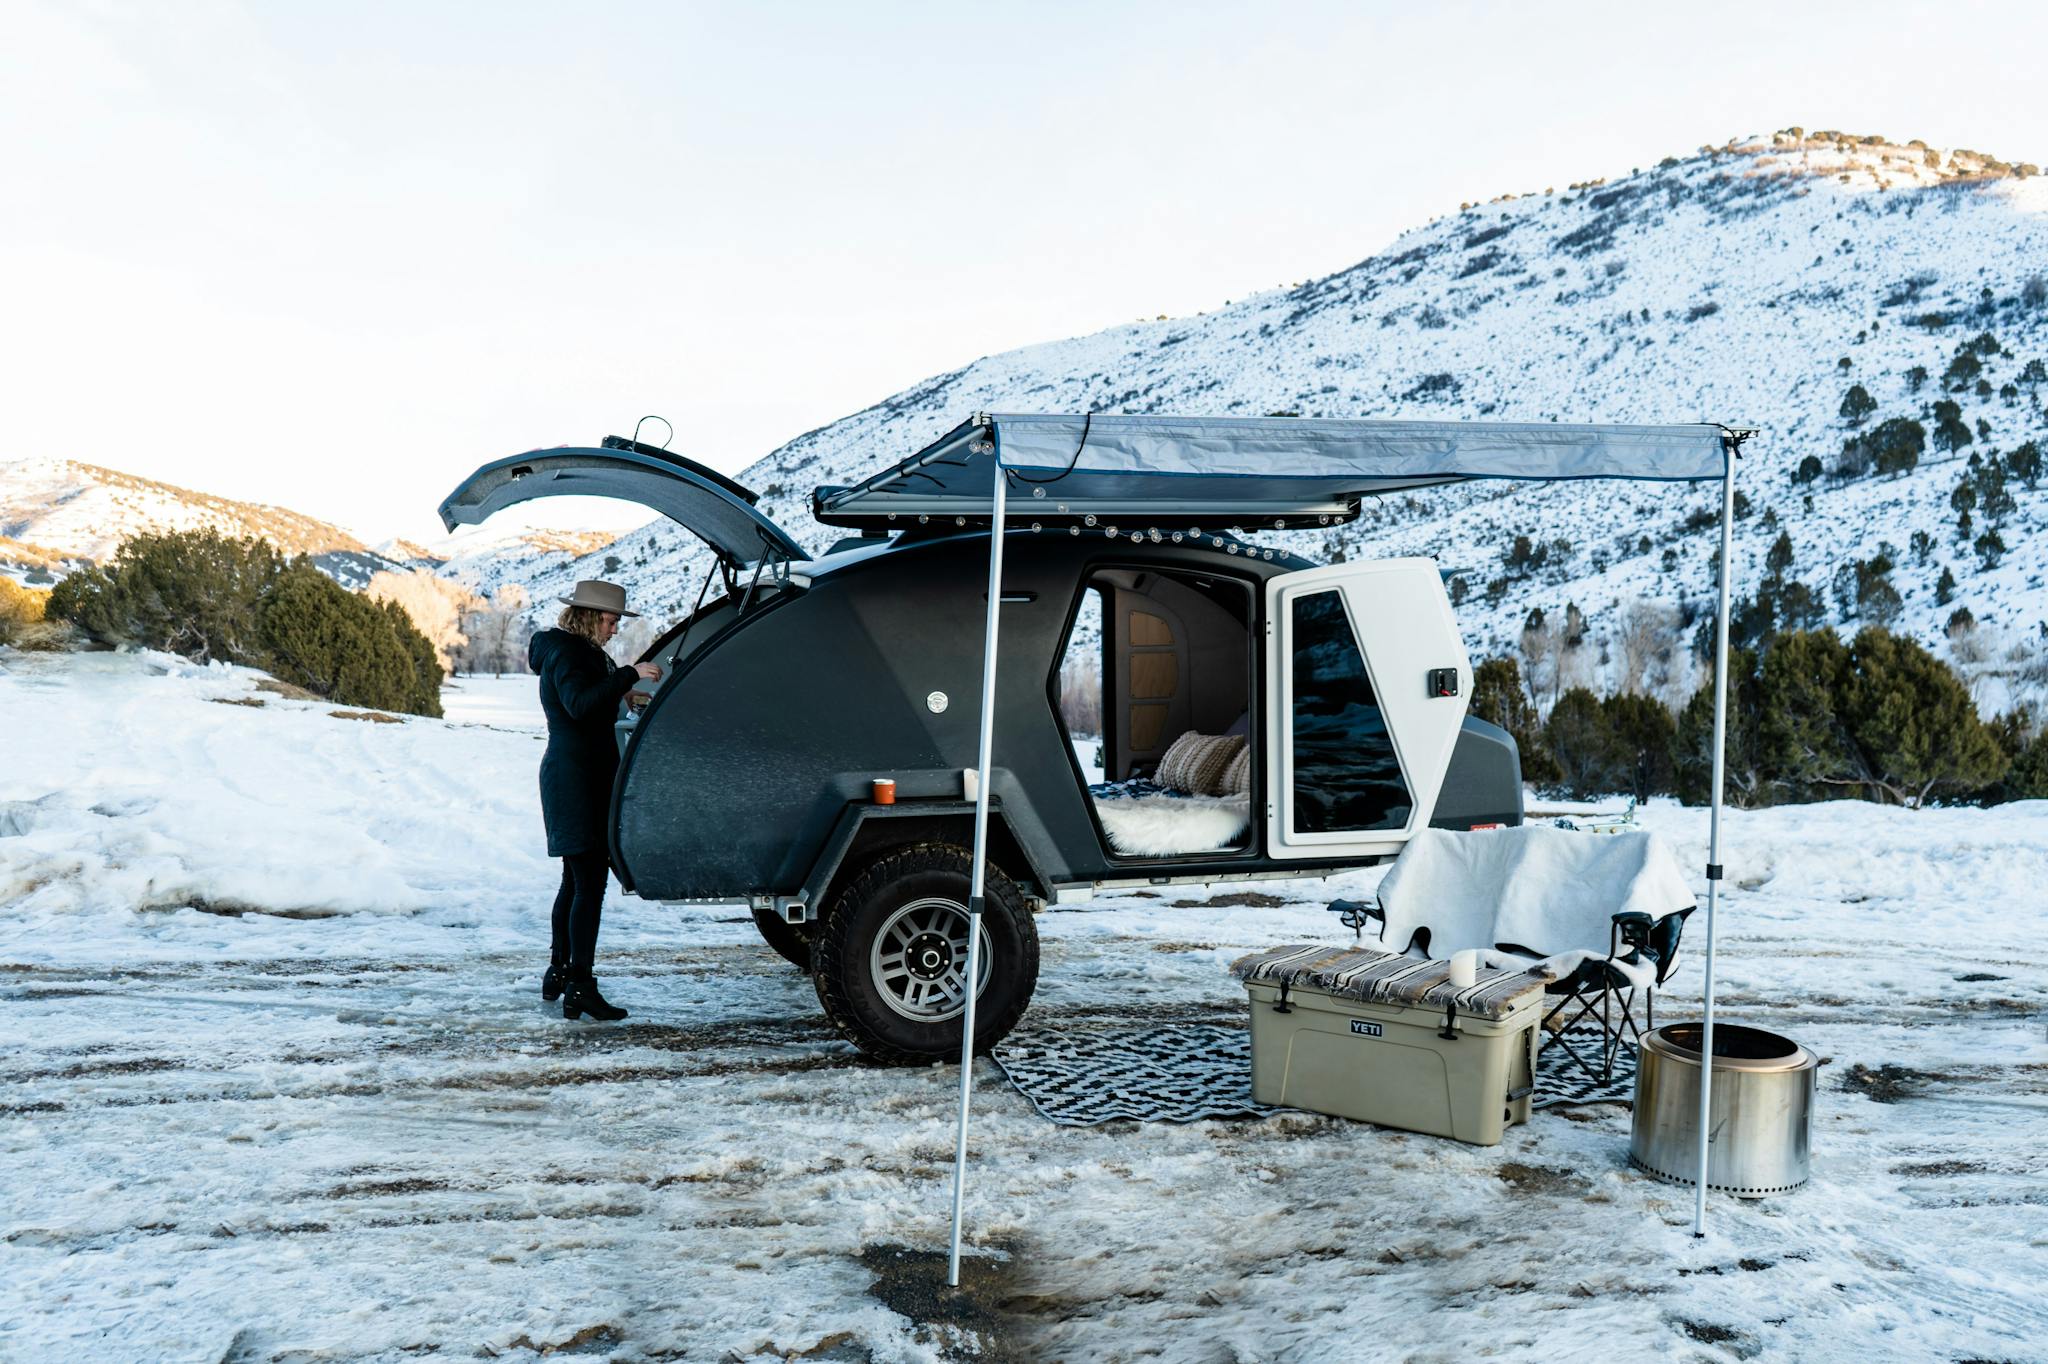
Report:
1264,558,1472,861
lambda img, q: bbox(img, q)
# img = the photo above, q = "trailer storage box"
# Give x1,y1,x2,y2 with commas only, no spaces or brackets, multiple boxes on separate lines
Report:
1230,945,1547,1146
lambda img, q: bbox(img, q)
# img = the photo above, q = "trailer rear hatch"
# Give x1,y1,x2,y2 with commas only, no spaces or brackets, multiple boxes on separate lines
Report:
438,436,809,569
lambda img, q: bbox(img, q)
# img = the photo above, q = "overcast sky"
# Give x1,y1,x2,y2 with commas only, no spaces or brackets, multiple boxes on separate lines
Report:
4,1,2044,545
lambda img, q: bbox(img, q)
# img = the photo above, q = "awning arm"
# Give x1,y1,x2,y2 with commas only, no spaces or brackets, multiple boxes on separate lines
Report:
1693,428,1744,1236
947,436,1006,1286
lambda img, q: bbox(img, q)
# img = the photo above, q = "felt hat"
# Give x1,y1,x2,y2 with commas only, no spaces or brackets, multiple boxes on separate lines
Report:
557,579,639,617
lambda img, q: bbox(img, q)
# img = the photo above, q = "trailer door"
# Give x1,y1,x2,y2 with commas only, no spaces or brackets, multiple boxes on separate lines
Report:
1263,559,1472,861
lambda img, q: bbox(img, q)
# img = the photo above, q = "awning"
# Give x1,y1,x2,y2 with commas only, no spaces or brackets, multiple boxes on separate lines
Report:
816,414,1738,530
932,410,1754,1285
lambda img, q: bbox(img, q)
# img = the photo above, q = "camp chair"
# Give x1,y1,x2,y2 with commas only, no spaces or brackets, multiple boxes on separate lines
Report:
1327,825,1696,1086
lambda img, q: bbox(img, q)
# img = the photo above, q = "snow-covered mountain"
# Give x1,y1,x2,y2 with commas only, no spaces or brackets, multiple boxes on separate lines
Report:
0,457,370,563
10,130,2044,683
516,129,2046,676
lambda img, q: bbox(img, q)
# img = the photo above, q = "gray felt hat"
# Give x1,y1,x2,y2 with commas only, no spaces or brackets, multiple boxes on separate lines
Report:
557,579,639,617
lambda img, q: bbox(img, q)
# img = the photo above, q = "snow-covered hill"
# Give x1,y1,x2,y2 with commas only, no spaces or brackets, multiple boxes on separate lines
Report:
0,457,372,565
520,130,2046,678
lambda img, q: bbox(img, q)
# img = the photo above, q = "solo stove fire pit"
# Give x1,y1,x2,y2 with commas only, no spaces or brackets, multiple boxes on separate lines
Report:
1630,1022,1817,1197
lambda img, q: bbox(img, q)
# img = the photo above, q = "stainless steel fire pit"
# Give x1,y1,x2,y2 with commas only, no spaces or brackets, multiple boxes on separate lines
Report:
1630,1022,1816,1197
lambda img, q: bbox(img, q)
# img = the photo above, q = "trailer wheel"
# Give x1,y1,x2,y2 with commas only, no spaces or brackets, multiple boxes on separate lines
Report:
811,842,1039,1066
750,905,813,971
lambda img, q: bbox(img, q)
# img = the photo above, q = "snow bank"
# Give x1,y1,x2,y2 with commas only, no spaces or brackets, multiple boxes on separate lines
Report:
0,649,553,923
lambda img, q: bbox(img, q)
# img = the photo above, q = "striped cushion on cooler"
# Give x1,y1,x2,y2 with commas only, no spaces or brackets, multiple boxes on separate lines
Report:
1229,944,1545,1021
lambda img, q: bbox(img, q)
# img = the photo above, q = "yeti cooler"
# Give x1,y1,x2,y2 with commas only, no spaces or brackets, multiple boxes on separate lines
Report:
1230,944,1546,1145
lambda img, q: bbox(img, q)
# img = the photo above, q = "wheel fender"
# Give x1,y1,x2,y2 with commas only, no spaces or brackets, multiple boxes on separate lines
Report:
798,802,1050,920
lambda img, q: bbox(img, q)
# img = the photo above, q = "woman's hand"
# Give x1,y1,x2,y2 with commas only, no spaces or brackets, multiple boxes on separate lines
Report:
634,662,663,682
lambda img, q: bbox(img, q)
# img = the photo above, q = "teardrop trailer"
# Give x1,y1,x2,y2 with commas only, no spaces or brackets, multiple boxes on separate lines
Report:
446,412,1760,1273
438,415,1747,1070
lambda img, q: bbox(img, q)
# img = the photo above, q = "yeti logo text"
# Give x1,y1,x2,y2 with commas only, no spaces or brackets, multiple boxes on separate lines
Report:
1350,1020,1383,1037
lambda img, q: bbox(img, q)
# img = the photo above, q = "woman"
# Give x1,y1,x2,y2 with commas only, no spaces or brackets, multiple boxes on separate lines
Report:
528,579,661,1021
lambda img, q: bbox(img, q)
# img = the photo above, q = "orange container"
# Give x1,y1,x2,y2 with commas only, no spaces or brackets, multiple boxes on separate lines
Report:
872,778,896,805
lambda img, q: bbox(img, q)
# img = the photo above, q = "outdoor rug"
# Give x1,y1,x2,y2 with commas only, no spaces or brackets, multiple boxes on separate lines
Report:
991,1022,1634,1127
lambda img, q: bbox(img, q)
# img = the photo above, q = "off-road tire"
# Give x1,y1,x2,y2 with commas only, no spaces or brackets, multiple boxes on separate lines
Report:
811,842,1039,1066
750,905,814,971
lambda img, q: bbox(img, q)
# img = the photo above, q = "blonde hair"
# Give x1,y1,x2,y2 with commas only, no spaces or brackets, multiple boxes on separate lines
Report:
558,605,610,646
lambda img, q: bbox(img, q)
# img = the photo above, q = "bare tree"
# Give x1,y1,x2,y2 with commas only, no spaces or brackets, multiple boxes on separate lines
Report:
1517,608,1561,714
458,584,532,676
366,569,480,673
1615,598,1684,696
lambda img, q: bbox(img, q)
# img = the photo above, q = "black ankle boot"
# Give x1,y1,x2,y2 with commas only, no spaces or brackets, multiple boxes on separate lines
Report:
562,973,627,1022
541,961,566,1002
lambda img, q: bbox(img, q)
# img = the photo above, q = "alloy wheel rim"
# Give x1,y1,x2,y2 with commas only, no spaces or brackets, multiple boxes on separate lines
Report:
869,896,993,1023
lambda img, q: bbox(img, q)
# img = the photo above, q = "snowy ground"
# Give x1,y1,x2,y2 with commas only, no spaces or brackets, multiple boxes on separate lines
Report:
2,650,2045,1363
440,673,547,733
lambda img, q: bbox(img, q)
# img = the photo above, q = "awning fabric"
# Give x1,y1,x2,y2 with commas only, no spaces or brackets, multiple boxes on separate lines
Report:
815,414,1738,529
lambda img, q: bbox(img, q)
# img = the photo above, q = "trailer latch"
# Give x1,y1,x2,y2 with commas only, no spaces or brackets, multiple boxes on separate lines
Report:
1426,667,1459,698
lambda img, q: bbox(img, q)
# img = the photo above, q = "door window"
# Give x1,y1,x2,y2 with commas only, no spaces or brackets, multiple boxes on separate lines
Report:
1289,590,1410,832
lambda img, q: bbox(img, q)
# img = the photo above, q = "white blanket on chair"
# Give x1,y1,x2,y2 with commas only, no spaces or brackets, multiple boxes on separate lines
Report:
1373,826,1695,986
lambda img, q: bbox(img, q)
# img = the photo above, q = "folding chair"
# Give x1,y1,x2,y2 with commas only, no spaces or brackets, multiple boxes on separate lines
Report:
1517,906,1692,1085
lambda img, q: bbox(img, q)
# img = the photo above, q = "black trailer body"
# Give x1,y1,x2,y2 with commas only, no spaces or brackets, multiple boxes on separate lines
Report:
610,527,1522,907
440,431,1527,1063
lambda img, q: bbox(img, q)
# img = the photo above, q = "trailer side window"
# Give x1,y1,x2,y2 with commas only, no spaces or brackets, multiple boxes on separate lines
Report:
1289,589,1410,833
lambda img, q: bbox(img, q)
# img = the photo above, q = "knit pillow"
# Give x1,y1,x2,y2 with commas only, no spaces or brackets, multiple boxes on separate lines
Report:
1156,731,1246,796
1219,745,1252,797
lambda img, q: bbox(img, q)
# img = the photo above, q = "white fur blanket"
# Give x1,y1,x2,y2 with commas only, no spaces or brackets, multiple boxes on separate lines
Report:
1096,793,1250,857
1372,826,1696,988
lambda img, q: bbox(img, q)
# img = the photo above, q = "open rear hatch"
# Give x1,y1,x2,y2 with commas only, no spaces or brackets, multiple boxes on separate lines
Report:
438,435,809,570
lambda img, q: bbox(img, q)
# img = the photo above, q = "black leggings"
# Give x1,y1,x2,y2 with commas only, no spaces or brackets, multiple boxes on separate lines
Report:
550,851,610,972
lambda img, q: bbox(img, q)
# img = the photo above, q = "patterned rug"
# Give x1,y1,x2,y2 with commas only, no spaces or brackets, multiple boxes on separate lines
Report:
991,1021,1634,1127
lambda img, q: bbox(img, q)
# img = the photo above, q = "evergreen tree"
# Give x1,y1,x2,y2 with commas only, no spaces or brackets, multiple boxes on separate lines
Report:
1838,383,1876,426
44,529,279,662
1602,691,1678,800
256,561,444,717
1673,648,1767,807
2009,440,2041,489
1543,687,1615,798
1931,399,1973,454
1760,628,2005,806
1469,656,1560,785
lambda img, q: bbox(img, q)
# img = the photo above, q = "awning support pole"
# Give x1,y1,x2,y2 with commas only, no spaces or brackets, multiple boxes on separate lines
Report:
1693,438,1739,1237
947,459,1008,1286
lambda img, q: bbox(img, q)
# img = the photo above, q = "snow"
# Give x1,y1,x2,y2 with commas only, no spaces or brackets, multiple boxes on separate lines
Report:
441,673,547,732
4,649,2045,1360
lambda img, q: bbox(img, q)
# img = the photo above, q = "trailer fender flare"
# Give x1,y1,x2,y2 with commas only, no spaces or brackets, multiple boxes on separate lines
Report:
795,800,1054,923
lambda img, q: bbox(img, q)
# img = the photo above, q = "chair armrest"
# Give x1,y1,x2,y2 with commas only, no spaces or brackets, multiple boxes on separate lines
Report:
1613,906,1694,985
1327,898,1385,941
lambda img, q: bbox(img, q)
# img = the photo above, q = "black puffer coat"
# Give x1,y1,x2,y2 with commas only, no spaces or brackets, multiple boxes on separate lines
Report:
529,628,641,857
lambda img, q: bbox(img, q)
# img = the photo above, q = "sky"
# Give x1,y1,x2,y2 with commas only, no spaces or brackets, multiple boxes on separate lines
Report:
4,0,2046,546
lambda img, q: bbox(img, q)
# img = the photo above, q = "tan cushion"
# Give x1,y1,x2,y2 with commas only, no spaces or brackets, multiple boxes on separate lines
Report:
1156,731,1246,795
1219,745,1251,796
